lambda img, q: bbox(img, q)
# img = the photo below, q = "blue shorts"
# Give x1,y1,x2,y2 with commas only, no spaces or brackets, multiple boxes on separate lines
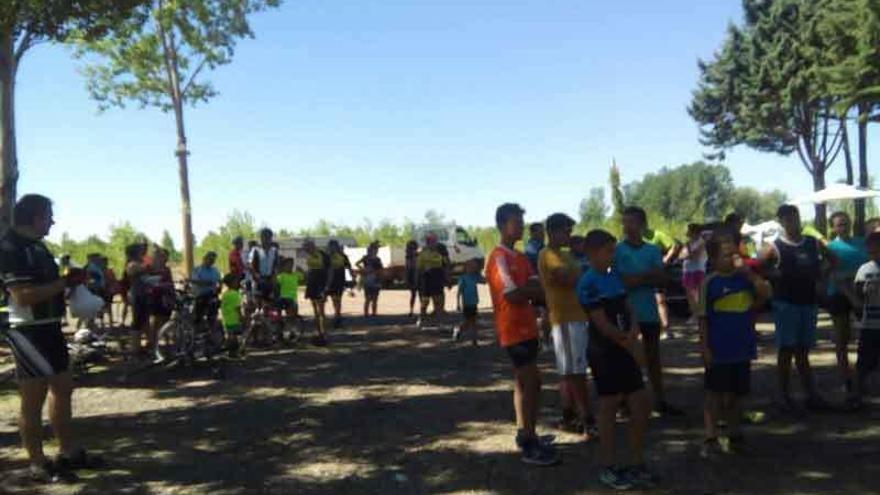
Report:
773,301,818,349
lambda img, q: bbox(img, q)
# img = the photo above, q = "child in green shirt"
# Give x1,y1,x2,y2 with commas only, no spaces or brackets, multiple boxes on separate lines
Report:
221,273,243,355
276,257,302,320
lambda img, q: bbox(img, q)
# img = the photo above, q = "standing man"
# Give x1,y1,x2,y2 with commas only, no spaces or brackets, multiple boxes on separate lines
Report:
486,203,558,466
524,222,551,344
191,252,222,328
825,212,867,394
228,236,247,282
538,213,596,438
0,195,103,483
759,205,833,412
615,207,684,416
644,224,681,339
251,228,279,309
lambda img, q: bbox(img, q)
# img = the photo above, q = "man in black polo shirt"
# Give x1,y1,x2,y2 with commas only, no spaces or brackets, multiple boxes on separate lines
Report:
1,195,102,483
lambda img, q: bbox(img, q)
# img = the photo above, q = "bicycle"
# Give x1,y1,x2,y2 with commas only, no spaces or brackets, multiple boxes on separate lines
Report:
119,285,225,380
240,297,301,355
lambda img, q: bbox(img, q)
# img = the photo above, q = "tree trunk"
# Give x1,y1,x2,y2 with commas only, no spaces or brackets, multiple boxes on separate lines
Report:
812,169,827,236
841,118,854,185
173,104,194,275
854,103,869,236
0,29,17,235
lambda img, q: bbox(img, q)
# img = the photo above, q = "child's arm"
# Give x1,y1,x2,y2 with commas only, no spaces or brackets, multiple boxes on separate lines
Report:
586,307,629,348
699,317,711,366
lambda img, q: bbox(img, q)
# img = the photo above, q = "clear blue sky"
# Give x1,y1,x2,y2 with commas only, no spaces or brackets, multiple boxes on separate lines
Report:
15,0,870,245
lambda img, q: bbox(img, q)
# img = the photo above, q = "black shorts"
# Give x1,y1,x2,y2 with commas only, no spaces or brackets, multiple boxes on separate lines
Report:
589,344,644,396
826,293,853,317
130,297,150,329
856,330,880,376
462,305,478,319
505,339,539,368
364,286,381,298
420,269,445,297
705,361,751,396
327,271,346,297
638,322,662,340
256,280,276,300
5,324,70,379
279,298,299,313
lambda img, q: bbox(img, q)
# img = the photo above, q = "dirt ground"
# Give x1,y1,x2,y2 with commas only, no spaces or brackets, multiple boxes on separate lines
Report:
1,287,879,495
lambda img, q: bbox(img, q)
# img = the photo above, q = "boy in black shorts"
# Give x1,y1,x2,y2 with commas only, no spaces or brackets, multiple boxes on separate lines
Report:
578,229,654,490
699,234,771,457
841,232,880,409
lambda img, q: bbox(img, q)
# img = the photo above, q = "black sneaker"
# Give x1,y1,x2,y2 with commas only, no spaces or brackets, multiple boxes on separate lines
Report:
520,440,559,467
700,437,724,459
515,431,556,449
625,464,658,488
726,434,753,455
598,466,633,491
584,416,599,439
28,461,78,484
655,401,686,417
56,448,106,471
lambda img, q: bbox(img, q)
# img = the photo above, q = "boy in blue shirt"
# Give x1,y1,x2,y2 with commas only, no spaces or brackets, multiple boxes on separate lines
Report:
578,229,653,490
454,259,482,346
826,211,868,392
614,206,682,416
699,234,772,458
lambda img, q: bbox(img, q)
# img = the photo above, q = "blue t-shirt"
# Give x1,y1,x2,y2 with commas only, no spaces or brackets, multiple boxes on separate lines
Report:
524,238,544,271
577,267,631,349
827,237,868,295
614,241,663,324
458,273,480,307
192,265,221,298
698,272,757,364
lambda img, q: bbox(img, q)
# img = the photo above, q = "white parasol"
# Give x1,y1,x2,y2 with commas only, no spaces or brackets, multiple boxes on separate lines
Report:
792,183,880,205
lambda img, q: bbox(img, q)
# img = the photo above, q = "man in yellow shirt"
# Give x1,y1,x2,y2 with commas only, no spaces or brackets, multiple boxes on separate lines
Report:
538,213,596,439
416,234,448,329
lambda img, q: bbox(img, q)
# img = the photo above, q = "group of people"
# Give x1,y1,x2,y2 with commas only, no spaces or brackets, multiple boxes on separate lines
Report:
485,202,880,491
4,191,880,488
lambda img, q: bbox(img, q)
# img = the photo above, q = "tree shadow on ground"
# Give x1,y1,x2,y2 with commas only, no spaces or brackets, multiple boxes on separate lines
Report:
1,316,878,494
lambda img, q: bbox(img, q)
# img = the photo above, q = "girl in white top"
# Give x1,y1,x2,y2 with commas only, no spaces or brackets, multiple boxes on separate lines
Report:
681,224,709,322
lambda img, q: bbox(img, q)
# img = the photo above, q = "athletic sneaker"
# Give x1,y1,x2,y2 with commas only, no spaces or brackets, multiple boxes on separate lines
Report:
28,462,78,484
700,437,724,459
452,326,461,342
515,430,556,449
655,401,686,417
416,318,423,330
520,440,559,467
584,416,599,439
598,466,633,491
625,464,658,488
726,435,754,455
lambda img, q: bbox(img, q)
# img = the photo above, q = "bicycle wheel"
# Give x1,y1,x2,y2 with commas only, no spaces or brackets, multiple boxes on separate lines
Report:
155,319,179,362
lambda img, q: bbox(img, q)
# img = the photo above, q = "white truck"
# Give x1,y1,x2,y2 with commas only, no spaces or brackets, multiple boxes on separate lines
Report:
343,224,485,288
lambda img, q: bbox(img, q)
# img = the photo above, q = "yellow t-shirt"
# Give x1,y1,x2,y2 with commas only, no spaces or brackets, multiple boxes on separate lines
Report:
538,247,588,325
417,249,445,271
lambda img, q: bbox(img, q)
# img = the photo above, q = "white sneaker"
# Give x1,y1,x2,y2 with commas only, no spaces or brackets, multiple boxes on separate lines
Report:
452,326,461,341
416,318,423,330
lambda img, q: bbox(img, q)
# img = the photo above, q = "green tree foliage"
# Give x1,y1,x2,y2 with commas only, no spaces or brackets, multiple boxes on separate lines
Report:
817,0,880,233
624,162,734,223
49,222,149,273
690,0,847,233
578,187,607,230
0,0,146,231
73,0,282,274
160,229,181,262
609,161,626,223
195,210,257,272
728,187,790,224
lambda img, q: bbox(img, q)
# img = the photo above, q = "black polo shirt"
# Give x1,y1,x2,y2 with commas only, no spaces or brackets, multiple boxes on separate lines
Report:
0,229,64,327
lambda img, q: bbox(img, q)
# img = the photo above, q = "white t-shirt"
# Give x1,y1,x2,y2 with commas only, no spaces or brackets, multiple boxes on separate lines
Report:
682,239,708,274
855,260,880,330
252,246,278,277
